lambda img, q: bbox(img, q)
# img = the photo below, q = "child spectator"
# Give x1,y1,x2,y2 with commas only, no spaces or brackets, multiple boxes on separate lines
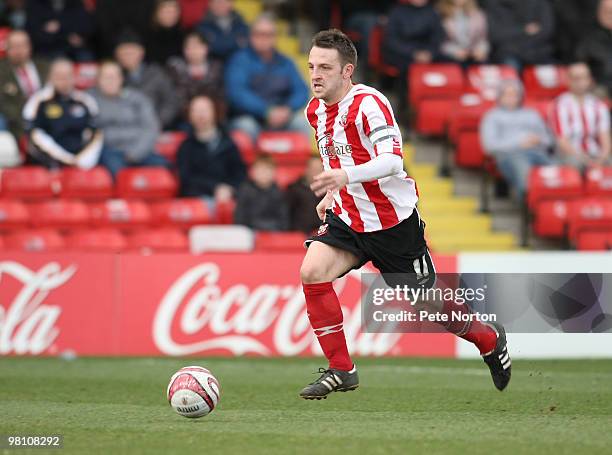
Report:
438,0,489,65
480,79,553,199
285,156,323,234
91,61,167,178
234,154,289,231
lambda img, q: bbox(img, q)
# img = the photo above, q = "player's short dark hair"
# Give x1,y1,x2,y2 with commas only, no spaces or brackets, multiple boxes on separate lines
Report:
311,29,357,68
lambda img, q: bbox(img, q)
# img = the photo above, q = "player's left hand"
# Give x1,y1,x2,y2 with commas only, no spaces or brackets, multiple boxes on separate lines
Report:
310,169,349,197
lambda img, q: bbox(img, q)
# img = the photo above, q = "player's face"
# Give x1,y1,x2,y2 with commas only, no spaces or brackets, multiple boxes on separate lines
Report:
308,46,349,102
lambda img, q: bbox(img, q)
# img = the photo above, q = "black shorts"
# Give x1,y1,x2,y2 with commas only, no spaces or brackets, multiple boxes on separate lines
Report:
305,209,435,287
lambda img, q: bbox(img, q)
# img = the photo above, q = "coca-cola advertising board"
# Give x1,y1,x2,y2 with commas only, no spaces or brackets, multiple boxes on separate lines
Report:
0,253,456,357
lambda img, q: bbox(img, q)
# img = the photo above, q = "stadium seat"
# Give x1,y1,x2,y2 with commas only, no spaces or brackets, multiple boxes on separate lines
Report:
231,129,256,165
575,230,612,251
59,167,113,200
0,166,57,200
155,131,187,162
275,164,306,190
66,228,128,252
116,167,178,200
527,166,583,210
215,199,236,224
367,23,400,77
466,65,519,100
30,200,90,229
0,200,30,230
74,62,99,90
522,65,568,99
256,132,312,165
128,228,189,252
532,199,570,238
178,0,209,29
5,229,65,252
189,225,254,253
254,231,307,252
448,95,494,168
567,197,612,242
150,198,212,228
585,166,612,197
90,199,152,230
409,63,464,136
0,27,10,58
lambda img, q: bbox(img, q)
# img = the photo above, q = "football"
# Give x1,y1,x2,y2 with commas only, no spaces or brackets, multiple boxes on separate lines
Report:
166,366,221,418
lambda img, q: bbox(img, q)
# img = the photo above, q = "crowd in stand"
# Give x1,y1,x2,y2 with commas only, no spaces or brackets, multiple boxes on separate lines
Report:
0,0,611,237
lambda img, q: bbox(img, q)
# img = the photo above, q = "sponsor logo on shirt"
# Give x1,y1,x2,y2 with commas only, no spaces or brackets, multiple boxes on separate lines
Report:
318,133,352,159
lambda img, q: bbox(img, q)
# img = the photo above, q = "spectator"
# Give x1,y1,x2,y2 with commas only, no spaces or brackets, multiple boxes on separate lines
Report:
550,62,611,170
0,30,49,140
94,0,156,58
145,0,184,65
285,156,323,234
225,14,310,140
91,61,167,178
438,0,489,65
551,0,599,63
382,0,445,73
486,0,555,69
577,0,612,97
0,0,26,29
23,58,103,170
196,0,249,63
234,154,289,231
25,0,94,62
480,80,553,199
167,32,224,118
177,95,246,206
115,31,180,129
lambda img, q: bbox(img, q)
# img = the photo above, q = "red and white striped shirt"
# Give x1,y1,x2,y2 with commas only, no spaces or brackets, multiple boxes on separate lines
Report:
305,83,418,233
550,92,610,158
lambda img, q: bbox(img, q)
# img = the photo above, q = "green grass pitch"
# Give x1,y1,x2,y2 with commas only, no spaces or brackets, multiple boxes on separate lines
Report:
1,357,611,454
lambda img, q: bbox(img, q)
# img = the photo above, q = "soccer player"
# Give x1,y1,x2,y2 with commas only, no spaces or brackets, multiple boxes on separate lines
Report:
299,29,511,400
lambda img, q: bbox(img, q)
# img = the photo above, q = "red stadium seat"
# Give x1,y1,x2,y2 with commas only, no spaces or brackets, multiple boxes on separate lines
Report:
409,64,464,136
527,166,583,210
74,62,99,90
66,228,128,252
0,200,30,230
256,132,312,165
575,230,612,251
367,24,400,77
59,167,113,200
585,166,612,197
90,199,152,230
466,65,519,100
5,229,65,252
449,95,494,168
231,129,256,164
0,27,10,58
116,167,178,200
30,200,90,229
150,198,212,227
155,131,187,162
532,199,570,238
255,231,307,252
523,65,568,99
275,164,306,190
128,228,189,252
215,199,236,224
178,0,209,29
567,197,612,242
0,166,57,200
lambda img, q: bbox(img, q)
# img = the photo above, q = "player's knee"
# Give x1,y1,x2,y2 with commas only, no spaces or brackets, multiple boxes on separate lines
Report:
300,262,327,284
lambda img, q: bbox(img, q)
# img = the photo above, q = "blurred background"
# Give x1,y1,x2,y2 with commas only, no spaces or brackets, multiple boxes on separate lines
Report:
0,0,610,359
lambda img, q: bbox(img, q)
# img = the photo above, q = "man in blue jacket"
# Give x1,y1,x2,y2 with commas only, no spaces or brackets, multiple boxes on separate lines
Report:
225,13,310,140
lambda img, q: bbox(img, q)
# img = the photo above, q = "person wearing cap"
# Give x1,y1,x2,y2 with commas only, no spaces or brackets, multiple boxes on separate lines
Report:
115,31,180,129
480,79,554,199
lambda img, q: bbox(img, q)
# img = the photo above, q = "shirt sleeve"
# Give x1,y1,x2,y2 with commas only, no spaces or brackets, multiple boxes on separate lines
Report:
360,95,402,157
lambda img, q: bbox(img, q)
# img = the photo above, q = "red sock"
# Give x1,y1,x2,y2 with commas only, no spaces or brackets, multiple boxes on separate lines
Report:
440,300,497,355
302,282,353,371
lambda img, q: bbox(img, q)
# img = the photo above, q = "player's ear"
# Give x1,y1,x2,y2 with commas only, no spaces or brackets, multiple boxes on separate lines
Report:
343,63,354,80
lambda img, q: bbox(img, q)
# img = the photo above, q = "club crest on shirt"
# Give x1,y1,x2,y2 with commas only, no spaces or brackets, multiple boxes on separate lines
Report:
317,223,329,236
317,133,352,159
339,112,348,127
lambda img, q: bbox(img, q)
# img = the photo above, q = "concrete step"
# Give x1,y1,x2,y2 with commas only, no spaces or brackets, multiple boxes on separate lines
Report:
428,233,517,253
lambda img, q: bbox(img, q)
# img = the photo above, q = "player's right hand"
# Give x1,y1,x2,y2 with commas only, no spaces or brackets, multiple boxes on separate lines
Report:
316,191,333,221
